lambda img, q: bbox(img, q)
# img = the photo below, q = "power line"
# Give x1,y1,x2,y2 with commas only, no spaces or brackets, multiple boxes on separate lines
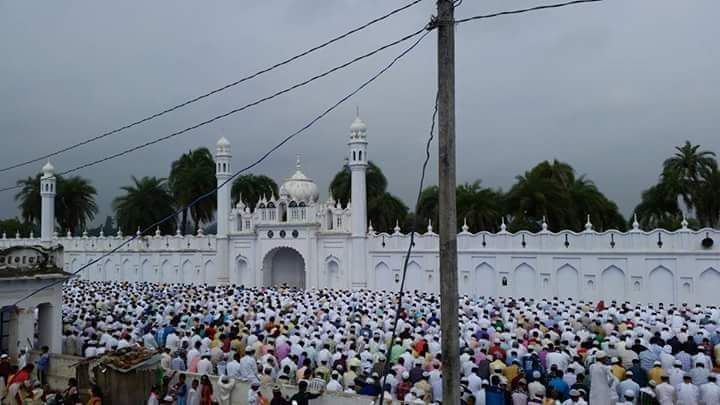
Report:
0,27,427,193
0,0,426,174
377,91,438,404
13,29,432,307
455,0,603,24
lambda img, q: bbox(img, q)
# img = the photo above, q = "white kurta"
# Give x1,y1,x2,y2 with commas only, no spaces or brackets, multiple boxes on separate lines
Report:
589,362,614,405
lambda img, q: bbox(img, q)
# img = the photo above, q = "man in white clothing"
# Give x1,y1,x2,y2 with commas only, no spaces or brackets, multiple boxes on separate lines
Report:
655,375,676,405
226,353,242,379
196,354,213,375
561,389,587,405
239,348,260,384
699,375,720,405
668,361,686,389
677,374,700,405
589,352,615,405
326,372,343,392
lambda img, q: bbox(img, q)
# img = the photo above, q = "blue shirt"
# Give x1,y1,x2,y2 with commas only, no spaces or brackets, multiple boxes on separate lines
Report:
36,354,49,371
485,386,505,405
549,377,569,400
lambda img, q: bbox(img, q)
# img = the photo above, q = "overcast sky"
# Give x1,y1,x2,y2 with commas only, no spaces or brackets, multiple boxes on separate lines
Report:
1,0,719,226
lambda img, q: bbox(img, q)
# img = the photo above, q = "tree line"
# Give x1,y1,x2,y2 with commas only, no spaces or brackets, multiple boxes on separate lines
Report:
6,141,719,236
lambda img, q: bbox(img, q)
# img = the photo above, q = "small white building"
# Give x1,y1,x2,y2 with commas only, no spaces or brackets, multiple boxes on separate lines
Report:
1,114,719,309
0,245,68,358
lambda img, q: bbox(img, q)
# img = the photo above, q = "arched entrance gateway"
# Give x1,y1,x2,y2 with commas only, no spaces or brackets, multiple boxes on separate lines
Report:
262,247,306,288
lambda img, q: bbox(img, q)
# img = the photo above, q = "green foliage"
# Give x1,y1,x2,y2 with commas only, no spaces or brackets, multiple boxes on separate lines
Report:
169,148,217,233
15,173,98,233
329,161,388,206
329,161,405,233
0,218,37,237
231,174,279,211
635,141,719,229
416,182,503,232
113,176,176,235
505,160,625,232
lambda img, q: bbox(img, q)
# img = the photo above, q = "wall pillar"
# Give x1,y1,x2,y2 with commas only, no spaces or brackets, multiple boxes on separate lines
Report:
8,307,35,360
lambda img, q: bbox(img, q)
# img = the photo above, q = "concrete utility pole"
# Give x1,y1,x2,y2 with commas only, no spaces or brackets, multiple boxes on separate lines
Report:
437,0,460,404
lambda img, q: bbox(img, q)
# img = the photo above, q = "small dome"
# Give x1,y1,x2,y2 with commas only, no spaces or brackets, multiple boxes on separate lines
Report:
217,137,231,147
42,161,55,175
350,116,366,133
278,155,319,203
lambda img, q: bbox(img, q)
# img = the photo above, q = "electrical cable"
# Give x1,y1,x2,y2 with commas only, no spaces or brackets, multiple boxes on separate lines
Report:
0,27,427,194
0,0,427,174
455,0,603,24
377,91,438,404
12,28,432,307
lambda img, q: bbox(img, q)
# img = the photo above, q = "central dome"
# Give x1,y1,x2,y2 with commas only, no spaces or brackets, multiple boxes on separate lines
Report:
279,156,319,203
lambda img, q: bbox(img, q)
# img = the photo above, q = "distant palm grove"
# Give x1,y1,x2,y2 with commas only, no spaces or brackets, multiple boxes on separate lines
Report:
5,141,719,236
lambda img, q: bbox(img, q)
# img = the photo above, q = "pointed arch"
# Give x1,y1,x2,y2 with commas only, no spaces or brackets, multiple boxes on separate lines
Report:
102,259,112,282
557,264,579,300
262,246,305,288
325,256,341,289
648,265,674,304
235,255,249,286
160,259,172,284
601,265,626,303
475,262,496,298
698,267,720,306
405,261,423,292
121,258,132,282
141,258,153,283
514,263,537,299
203,259,215,285
374,262,395,292
181,259,193,284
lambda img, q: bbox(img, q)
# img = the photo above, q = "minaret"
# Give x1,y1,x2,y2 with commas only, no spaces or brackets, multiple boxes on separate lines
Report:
215,137,232,285
348,112,368,236
215,137,232,237
348,112,368,288
40,161,56,243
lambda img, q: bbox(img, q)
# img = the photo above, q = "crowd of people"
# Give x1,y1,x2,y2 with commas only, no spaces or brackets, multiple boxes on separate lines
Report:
7,279,720,404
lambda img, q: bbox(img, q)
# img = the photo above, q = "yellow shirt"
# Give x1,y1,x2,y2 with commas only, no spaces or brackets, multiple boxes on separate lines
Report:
611,364,625,380
503,364,520,383
648,366,665,385
490,359,507,373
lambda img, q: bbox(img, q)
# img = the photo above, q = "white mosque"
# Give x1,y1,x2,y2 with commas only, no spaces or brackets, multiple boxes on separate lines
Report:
2,115,720,307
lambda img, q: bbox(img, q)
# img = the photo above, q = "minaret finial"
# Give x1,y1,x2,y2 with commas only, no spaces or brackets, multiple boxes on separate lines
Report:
356,105,360,117
296,154,301,170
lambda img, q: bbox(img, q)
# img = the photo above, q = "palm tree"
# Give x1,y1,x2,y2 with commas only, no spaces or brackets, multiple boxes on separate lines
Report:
632,183,682,230
505,160,623,232
0,218,37,237
456,181,504,232
113,176,176,235
56,176,98,233
169,148,217,233
329,161,406,233
329,161,387,206
569,176,626,231
662,141,717,210
15,174,43,225
505,166,573,232
416,186,439,229
694,168,720,228
412,182,504,233
230,174,278,210
15,173,98,233
368,192,408,233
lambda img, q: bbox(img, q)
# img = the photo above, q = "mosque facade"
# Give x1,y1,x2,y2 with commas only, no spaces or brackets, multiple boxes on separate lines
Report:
2,116,720,306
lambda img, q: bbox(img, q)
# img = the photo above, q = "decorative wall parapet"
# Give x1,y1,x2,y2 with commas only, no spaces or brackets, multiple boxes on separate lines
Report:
0,234,217,252
369,227,720,252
